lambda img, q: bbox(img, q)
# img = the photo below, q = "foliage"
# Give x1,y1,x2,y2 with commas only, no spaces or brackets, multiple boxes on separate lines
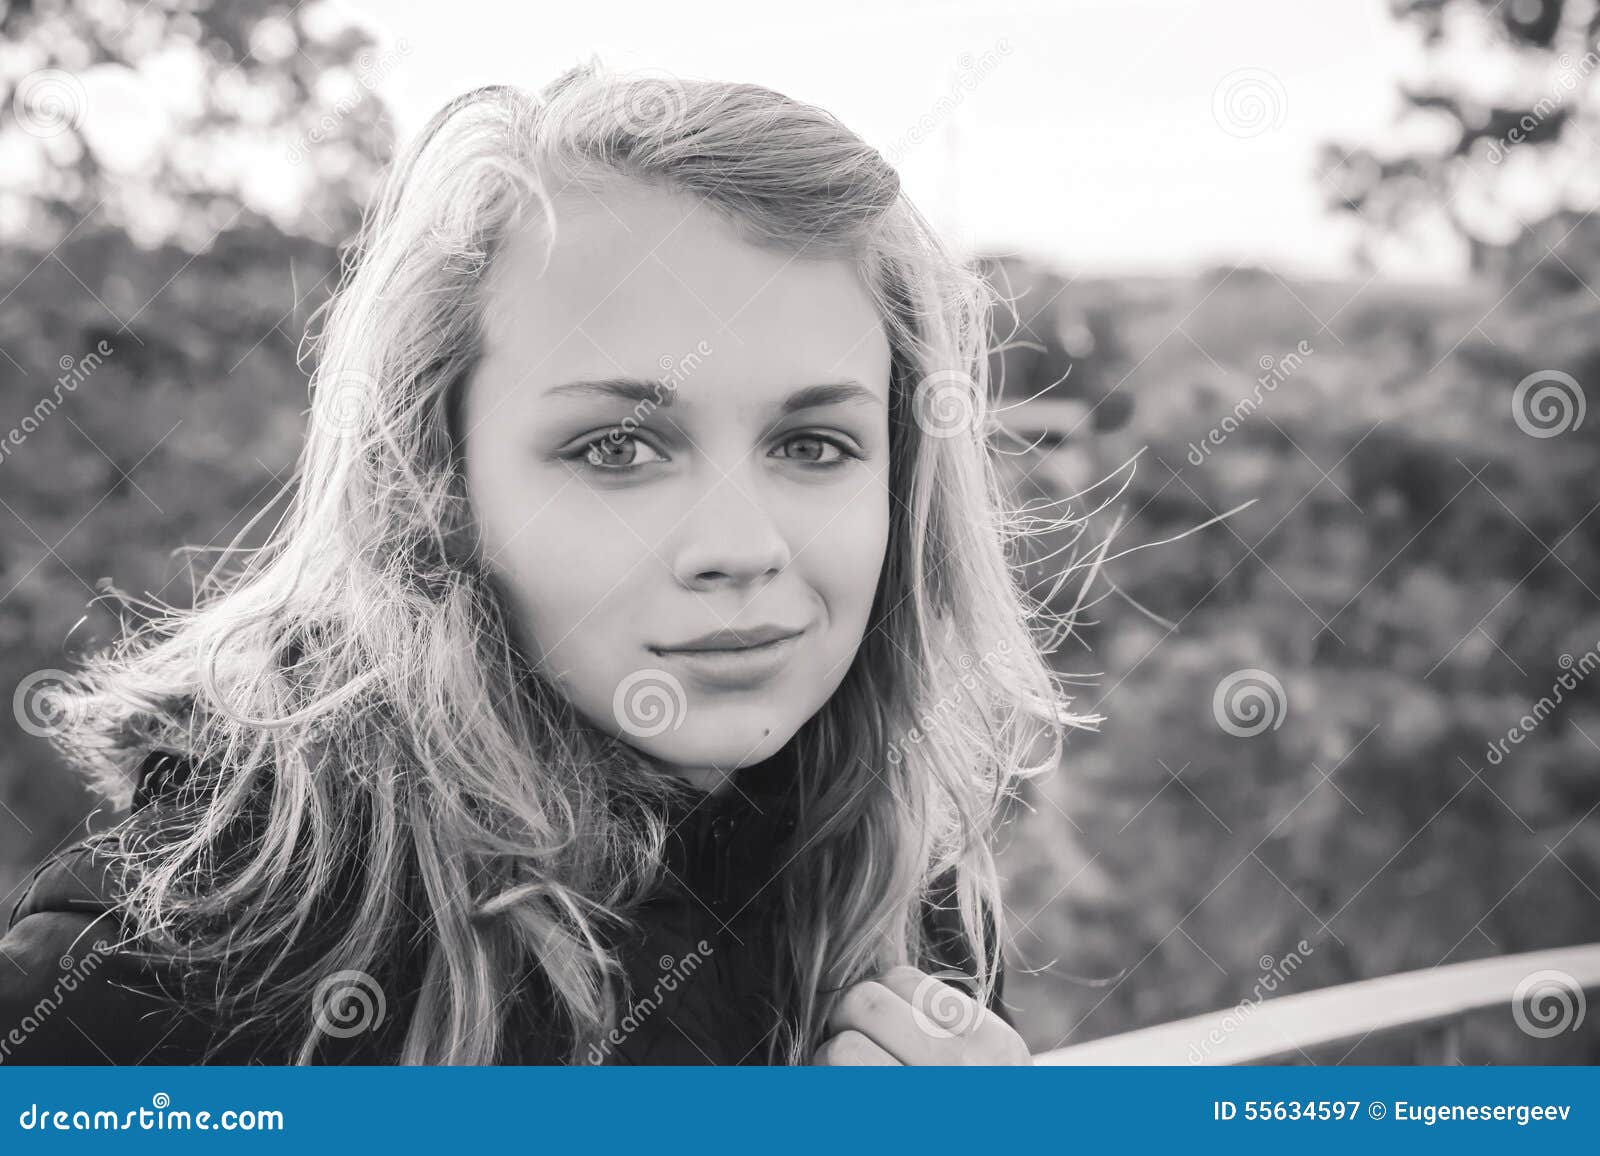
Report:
1,0,1594,1068
993,258,1600,1062
1320,0,1600,274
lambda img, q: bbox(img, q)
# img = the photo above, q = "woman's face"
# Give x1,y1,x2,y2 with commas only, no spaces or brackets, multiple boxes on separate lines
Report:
461,179,892,791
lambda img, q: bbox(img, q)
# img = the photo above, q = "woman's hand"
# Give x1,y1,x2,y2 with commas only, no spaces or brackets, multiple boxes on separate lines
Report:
810,965,1032,1065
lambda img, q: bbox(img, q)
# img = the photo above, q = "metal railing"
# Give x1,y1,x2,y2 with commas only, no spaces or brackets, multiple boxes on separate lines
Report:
1034,943,1600,1065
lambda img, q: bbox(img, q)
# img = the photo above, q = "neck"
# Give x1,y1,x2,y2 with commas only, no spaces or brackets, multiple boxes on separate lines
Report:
662,763,740,797
643,741,798,801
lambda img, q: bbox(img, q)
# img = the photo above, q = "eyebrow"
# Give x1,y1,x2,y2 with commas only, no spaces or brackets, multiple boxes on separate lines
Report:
542,377,885,414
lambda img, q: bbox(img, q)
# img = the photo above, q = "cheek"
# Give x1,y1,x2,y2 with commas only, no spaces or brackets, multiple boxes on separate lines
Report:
470,477,647,666
800,476,891,628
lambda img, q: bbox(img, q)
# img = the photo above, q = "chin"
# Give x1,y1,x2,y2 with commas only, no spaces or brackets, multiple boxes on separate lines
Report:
645,715,799,771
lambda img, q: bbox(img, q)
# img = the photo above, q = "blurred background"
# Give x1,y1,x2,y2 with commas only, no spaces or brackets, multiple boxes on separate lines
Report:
2,0,1597,1063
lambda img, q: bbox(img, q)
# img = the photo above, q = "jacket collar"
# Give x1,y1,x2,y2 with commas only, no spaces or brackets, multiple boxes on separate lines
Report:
12,745,809,937
9,748,200,930
656,743,802,923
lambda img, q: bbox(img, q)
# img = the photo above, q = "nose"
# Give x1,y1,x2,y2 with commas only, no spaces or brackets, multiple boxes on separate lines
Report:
670,470,791,590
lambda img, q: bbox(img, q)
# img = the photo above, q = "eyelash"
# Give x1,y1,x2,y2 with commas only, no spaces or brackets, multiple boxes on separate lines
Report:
566,429,860,473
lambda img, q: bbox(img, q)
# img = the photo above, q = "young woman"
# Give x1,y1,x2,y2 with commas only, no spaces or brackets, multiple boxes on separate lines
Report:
1,61,1094,1066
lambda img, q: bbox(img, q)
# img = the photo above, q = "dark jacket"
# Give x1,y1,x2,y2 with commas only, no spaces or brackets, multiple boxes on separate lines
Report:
1,747,1008,1064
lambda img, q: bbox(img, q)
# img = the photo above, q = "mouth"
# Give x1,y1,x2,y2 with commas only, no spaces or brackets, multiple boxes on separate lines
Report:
653,625,806,654
653,631,801,656
649,629,805,689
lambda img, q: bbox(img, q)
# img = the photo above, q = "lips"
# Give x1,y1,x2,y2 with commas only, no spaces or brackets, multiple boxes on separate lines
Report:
646,630,801,694
653,625,805,653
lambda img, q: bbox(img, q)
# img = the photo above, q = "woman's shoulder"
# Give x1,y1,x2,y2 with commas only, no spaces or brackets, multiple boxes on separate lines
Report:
0,845,215,1064
0,748,280,1065
6,747,192,933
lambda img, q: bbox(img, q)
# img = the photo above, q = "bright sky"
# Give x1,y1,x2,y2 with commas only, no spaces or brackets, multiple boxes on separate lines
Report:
342,0,1432,280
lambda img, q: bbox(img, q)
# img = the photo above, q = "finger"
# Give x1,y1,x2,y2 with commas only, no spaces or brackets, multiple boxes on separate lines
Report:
827,973,969,1065
877,965,1030,1065
877,964,992,1040
812,1029,901,1066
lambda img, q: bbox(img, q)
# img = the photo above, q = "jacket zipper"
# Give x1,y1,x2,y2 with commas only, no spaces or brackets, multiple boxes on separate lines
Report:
710,811,736,912
692,809,737,1062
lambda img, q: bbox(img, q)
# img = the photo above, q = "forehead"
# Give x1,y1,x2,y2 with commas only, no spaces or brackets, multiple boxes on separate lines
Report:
477,179,892,414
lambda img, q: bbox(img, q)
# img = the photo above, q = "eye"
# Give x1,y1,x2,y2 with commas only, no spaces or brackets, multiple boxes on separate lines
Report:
571,429,667,471
773,433,855,466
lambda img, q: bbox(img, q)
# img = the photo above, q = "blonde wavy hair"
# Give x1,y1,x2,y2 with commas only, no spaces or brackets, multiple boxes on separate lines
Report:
41,58,1099,1065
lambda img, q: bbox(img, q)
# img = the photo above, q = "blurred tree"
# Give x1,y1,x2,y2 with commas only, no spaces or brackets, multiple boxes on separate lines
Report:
994,260,1600,1063
0,0,395,892
1320,0,1600,280
1,0,398,246
979,252,1134,431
